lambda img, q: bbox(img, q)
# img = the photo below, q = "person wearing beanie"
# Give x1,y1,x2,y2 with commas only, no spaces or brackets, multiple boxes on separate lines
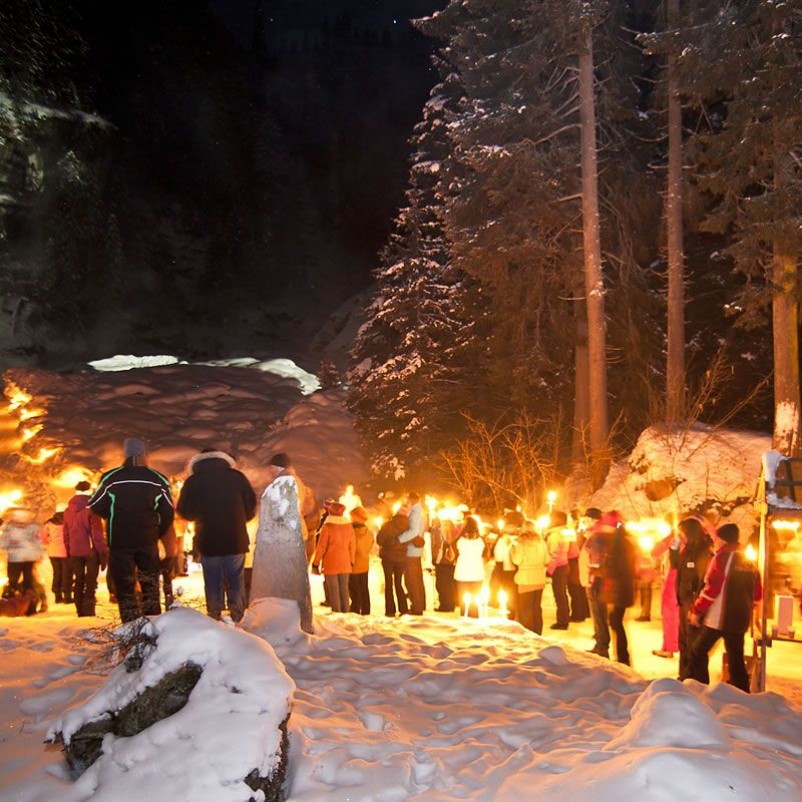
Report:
88,438,174,622
688,522,763,692
64,480,108,616
250,453,318,633
177,449,257,623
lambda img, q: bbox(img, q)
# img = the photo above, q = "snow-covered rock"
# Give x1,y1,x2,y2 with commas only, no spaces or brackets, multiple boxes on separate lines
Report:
48,608,293,802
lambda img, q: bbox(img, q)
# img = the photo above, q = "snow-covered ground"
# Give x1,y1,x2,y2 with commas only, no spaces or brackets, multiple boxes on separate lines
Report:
1,358,802,802
2,575,802,802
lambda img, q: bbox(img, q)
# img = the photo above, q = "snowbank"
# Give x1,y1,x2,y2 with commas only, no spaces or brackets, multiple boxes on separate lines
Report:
589,424,771,533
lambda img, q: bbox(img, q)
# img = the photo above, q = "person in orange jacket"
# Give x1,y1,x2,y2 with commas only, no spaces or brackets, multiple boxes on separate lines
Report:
313,502,355,613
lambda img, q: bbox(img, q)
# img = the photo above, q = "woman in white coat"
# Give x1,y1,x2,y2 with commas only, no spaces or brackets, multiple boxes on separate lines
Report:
454,517,486,617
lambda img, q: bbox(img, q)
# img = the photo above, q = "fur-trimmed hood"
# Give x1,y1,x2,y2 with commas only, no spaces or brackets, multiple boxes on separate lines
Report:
188,451,236,474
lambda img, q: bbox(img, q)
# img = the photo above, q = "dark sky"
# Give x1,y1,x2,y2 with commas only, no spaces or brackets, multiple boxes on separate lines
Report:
64,0,446,363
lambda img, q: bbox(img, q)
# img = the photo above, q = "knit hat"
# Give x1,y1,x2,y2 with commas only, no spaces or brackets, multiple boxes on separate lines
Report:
328,502,346,516
268,452,291,468
550,510,568,527
585,507,603,520
350,506,369,523
716,522,740,545
75,480,91,492
123,437,146,458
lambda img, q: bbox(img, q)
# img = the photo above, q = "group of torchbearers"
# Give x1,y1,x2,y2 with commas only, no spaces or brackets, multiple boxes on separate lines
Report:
0,442,764,692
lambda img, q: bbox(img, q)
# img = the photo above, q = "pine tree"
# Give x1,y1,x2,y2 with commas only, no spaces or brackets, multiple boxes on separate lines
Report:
677,0,802,454
348,68,488,481
417,0,660,471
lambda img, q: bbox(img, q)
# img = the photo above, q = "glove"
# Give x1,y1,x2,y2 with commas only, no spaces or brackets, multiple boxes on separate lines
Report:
99,555,108,572
312,564,321,575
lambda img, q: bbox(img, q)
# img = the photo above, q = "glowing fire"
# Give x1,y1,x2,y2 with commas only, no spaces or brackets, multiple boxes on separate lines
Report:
338,484,363,513
626,518,672,539
24,446,60,465
0,489,23,515
54,468,93,488
20,424,43,442
5,386,32,412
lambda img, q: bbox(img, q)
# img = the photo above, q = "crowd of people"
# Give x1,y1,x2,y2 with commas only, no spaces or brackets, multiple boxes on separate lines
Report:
0,439,764,692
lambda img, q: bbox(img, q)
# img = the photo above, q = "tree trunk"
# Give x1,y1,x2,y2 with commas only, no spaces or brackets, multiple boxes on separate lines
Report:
572,259,590,462
772,253,800,456
665,0,685,422
578,24,609,479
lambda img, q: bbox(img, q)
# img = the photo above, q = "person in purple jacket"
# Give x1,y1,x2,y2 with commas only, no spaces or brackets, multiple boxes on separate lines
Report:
63,481,108,617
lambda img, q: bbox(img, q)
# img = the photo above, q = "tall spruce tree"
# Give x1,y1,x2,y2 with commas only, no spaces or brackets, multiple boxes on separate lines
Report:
348,68,488,481
677,0,802,455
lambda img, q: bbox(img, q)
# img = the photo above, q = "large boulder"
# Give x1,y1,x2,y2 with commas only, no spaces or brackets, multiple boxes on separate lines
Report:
48,607,294,802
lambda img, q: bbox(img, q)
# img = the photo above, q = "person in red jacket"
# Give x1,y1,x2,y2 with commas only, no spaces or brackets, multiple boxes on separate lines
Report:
63,481,108,617
688,522,762,692
313,502,355,613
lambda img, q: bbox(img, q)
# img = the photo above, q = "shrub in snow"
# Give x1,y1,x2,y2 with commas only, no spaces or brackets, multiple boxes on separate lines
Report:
47,607,295,802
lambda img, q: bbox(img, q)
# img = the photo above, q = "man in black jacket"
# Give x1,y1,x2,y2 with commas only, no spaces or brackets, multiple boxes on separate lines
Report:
89,437,174,622
177,449,256,622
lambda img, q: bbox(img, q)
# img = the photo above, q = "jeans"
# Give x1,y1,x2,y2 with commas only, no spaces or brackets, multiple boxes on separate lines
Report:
201,554,246,622
382,560,407,616
588,579,610,654
550,565,569,627
404,557,426,615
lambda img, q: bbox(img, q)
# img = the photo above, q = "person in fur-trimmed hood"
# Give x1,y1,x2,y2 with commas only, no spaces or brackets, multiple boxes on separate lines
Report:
313,502,356,613
177,449,257,622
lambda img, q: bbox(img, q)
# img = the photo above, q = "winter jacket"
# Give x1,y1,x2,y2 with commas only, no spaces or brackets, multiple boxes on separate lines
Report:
63,494,108,559
40,519,67,558
0,522,43,562
546,526,569,575
88,459,174,551
314,515,355,575
692,543,762,633
603,526,637,607
377,515,409,564
493,533,516,571
398,503,426,558
176,451,257,557
351,522,373,573
676,534,712,606
454,535,486,583
510,534,548,589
